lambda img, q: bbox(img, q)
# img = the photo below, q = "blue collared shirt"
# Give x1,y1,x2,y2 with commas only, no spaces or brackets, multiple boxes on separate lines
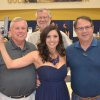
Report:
66,38,100,97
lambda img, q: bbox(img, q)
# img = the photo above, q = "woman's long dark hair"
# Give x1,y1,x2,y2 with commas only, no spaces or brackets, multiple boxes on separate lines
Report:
37,25,65,63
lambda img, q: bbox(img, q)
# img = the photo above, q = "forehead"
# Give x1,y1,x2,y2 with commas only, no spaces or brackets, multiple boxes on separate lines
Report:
37,11,49,16
76,19,91,27
47,30,58,35
13,20,27,27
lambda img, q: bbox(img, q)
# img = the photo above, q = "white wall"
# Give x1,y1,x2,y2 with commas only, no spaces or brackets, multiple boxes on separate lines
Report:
0,0,100,10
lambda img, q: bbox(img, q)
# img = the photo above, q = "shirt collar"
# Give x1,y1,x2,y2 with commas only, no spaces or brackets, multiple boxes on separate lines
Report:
74,38,97,48
9,38,29,50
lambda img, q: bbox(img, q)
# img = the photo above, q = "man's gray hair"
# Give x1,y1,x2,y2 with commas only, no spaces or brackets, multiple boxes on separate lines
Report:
35,8,52,18
10,17,28,28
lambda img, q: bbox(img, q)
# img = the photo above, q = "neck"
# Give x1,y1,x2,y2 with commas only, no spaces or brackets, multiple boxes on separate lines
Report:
80,37,93,51
13,39,25,49
40,28,44,32
49,50,58,59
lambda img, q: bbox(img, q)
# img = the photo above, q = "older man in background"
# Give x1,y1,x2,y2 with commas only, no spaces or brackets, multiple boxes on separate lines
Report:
27,8,72,48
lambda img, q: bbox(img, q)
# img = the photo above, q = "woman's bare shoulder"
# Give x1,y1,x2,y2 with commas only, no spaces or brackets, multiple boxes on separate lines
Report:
30,50,42,67
30,50,40,59
30,50,39,55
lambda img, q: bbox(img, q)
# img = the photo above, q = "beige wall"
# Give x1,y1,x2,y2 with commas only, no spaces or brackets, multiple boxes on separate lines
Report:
0,8,100,20
0,0,100,20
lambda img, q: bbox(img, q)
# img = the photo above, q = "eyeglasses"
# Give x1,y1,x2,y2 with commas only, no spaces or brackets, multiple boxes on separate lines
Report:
76,25,93,31
37,16,49,20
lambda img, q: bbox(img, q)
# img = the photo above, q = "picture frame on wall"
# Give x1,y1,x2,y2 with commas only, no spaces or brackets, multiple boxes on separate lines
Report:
26,0,82,3
8,0,82,3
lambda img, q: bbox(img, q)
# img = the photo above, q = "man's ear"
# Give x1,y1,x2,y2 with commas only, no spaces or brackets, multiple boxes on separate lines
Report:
50,17,52,21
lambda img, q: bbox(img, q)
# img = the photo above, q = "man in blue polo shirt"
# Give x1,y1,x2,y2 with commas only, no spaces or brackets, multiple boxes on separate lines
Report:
66,16,100,100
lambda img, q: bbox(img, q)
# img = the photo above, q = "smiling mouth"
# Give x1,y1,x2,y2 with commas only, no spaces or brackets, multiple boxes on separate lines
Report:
82,34,88,36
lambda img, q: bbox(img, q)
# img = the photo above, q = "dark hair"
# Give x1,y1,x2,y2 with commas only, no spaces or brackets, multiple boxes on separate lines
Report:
37,25,65,63
74,16,94,29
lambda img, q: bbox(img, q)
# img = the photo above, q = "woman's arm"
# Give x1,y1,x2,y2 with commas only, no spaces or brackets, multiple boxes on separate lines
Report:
0,34,36,69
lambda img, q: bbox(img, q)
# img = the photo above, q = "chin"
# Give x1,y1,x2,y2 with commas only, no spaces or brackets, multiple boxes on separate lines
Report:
48,46,56,50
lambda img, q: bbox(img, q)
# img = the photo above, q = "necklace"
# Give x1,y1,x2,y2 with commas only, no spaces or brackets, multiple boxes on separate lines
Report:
49,56,59,65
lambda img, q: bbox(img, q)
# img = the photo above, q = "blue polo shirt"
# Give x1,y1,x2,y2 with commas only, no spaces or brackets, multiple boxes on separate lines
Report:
66,38,100,97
